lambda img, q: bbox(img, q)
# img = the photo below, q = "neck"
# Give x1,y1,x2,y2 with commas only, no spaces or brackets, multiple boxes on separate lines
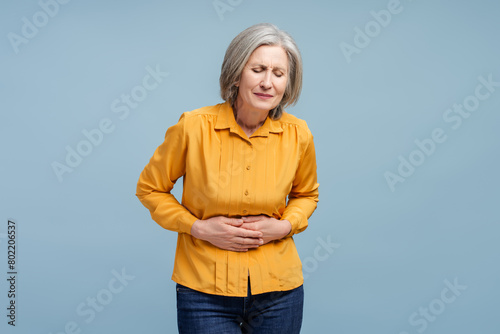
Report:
233,102,268,137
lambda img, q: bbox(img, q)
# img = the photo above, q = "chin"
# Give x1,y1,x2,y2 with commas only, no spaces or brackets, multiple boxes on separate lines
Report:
251,100,278,113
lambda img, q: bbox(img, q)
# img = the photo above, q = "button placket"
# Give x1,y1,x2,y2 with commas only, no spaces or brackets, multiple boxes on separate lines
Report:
242,143,253,214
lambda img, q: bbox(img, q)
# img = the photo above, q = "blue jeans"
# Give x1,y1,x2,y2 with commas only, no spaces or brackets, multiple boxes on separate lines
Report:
176,281,304,334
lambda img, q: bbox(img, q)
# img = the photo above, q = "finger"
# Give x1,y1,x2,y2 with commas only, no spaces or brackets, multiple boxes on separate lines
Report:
229,247,248,252
229,242,254,251
242,216,264,223
236,237,263,246
239,228,263,238
223,217,244,226
225,224,257,237
241,222,264,234
240,222,257,230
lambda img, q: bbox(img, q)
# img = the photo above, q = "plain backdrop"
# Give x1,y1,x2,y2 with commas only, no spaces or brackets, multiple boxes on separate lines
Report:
1,0,499,333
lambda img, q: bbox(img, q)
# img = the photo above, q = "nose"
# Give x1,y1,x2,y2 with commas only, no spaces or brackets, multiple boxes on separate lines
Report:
260,70,272,89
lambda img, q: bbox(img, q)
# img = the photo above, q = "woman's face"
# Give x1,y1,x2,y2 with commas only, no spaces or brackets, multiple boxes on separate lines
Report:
235,45,289,114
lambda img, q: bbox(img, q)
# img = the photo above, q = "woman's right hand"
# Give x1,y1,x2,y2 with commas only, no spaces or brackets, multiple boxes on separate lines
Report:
190,216,264,252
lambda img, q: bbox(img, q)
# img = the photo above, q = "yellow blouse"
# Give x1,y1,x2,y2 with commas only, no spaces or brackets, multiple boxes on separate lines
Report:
136,101,319,297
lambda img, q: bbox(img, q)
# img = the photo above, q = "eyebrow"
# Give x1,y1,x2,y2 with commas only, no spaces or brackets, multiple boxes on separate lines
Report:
249,63,287,72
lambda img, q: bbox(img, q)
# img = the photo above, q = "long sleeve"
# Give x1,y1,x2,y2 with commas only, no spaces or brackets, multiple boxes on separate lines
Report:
281,128,319,237
136,114,199,234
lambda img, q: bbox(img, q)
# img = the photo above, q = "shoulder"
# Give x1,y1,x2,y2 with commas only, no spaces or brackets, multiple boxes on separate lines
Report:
179,104,221,120
279,111,308,126
277,111,315,157
278,111,313,139
169,103,222,131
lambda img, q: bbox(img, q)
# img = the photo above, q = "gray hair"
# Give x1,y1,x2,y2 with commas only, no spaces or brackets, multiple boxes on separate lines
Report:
220,23,303,120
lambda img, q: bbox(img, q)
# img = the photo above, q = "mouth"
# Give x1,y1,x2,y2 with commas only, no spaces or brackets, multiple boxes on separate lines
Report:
254,93,273,99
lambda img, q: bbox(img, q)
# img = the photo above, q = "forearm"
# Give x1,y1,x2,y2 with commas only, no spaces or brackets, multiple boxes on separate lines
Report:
136,113,199,233
281,196,318,237
136,190,199,234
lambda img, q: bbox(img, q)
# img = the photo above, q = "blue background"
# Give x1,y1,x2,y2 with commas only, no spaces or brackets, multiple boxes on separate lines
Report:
1,0,499,333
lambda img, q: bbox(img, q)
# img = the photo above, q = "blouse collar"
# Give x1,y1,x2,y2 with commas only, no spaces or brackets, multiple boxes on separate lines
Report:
214,101,283,139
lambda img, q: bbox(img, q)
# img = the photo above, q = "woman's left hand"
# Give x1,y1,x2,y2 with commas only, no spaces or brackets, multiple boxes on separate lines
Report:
241,215,291,244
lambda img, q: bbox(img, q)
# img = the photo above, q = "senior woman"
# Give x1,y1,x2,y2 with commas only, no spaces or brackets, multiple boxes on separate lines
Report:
136,23,319,333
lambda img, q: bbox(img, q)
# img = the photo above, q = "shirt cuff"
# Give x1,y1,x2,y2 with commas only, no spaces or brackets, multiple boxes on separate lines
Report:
281,212,308,238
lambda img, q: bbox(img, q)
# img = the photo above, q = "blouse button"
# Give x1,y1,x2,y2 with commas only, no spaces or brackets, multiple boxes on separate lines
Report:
244,190,249,196
246,165,251,170
243,210,248,214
